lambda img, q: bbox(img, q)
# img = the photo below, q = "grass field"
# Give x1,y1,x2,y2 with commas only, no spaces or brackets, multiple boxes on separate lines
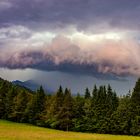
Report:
0,120,140,140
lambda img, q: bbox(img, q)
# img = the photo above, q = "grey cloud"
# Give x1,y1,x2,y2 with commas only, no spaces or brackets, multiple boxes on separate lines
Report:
0,25,32,41
0,0,13,10
0,35,140,80
0,0,139,31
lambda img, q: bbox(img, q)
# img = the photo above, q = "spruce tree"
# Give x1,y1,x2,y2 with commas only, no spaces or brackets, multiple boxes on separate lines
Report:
5,87,16,120
25,86,46,124
59,88,73,131
131,78,140,106
0,86,6,118
84,88,91,99
130,78,140,135
46,86,64,129
72,93,85,132
14,90,29,122
92,85,98,98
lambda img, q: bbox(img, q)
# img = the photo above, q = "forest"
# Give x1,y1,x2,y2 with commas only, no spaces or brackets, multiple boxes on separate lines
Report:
0,77,140,136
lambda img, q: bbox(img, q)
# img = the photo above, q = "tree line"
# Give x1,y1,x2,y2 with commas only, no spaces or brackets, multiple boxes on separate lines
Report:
0,77,140,136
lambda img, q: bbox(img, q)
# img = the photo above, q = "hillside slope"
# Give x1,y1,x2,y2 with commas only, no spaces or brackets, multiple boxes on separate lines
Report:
0,120,140,140
12,80,54,93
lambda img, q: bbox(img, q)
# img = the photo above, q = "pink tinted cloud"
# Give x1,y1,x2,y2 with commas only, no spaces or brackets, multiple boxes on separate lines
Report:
0,35,140,77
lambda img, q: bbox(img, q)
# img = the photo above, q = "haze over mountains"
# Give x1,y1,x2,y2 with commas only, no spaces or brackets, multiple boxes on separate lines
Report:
12,79,54,94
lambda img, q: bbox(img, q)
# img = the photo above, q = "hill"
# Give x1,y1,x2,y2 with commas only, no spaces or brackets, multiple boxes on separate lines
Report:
0,77,34,94
12,79,54,93
0,120,140,140
12,80,40,91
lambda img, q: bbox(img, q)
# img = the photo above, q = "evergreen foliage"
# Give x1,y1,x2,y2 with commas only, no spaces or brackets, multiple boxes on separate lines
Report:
0,77,140,135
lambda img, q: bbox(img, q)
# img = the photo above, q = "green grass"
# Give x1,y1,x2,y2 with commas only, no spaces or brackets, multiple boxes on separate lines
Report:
0,120,140,140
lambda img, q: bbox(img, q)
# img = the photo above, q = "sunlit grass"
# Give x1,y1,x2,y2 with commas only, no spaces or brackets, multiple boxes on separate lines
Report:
0,120,140,140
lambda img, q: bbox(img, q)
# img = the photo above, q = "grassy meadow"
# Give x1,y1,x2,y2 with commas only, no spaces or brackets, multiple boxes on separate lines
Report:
0,120,140,140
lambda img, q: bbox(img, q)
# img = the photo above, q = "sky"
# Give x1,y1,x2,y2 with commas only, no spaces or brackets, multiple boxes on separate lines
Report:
0,0,140,95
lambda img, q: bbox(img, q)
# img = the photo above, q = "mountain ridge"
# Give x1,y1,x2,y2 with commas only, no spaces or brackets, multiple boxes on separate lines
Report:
12,80,54,94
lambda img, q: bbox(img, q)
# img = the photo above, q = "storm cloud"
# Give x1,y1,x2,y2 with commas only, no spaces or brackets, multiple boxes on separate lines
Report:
0,0,140,80
0,34,140,79
0,0,140,31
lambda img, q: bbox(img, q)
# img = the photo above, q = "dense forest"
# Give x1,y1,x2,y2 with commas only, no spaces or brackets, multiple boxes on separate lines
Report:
0,77,140,136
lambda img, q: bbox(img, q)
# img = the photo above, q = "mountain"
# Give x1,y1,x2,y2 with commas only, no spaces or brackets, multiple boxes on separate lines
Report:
0,77,34,94
12,80,39,91
12,80,54,94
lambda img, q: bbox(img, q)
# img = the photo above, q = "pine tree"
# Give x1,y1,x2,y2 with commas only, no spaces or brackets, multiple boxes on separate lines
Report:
0,85,6,118
73,93,84,118
106,85,113,114
84,88,91,99
59,88,73,131
53,85,64,117
131,78,140,106
72,93,85,132
111,95,132,135
82,97,93,132
45,86,64,129
25,86,46,124
14,90,29,122
5,87,16,120
92,85,98,97
130,78,140,135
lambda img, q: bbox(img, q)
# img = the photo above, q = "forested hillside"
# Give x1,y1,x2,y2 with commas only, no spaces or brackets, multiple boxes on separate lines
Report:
0,77,140,136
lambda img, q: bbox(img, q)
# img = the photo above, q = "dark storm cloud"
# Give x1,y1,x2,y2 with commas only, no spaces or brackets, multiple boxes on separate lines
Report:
0,0,140,80
0,35,140,80
0,0,140,31
0,49,123,80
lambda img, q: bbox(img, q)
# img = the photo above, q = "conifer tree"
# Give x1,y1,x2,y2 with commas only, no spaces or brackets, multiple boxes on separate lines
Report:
46,86,64,129
130,78,140,135
5,87,16,120
14,90,29,122
92,85,98,98
0,86,6,118
131,78,140,106
84,88,91,99
72,93,85,132
25,86,46,124
59,88,73,131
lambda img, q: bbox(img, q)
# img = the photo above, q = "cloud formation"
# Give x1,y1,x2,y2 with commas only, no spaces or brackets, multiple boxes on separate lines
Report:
0,0,140,32
0,0,140,80
0,33,140,79
0,1,13,10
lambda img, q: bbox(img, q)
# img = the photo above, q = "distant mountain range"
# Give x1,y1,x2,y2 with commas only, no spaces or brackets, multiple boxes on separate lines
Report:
12,80,54,94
